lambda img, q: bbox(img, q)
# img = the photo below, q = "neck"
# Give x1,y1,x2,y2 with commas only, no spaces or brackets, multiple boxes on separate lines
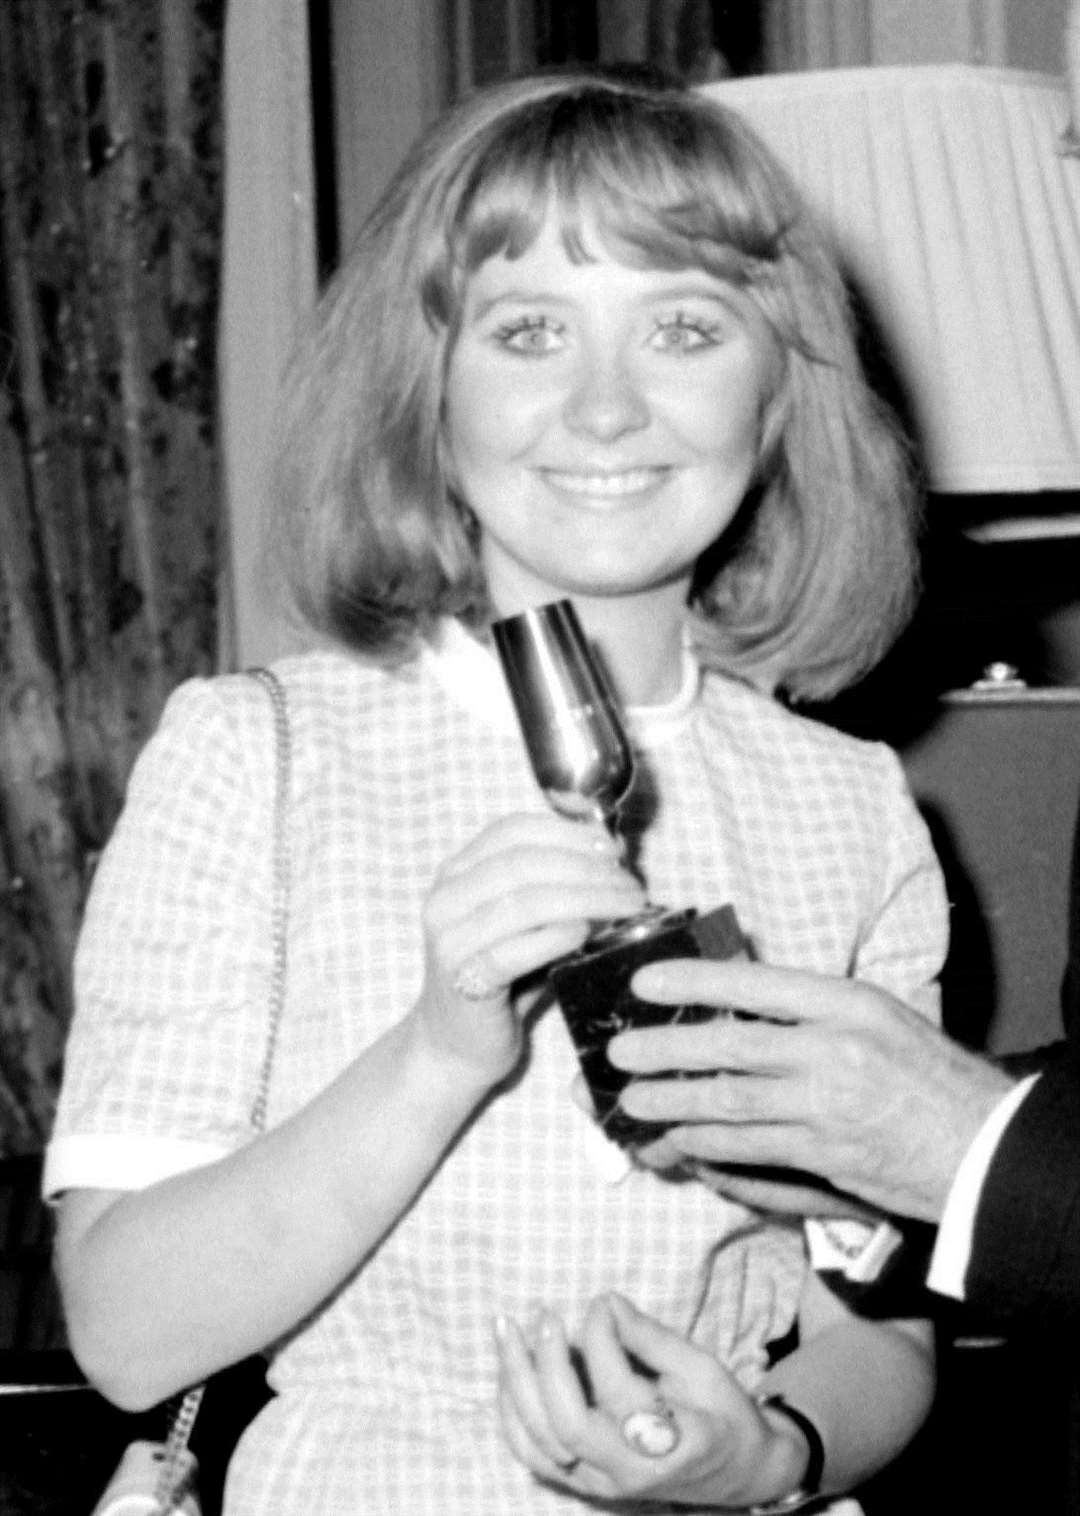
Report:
564,591,688,708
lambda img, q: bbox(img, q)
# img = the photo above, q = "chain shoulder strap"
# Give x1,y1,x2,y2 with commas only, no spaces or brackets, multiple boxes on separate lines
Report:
155,667,291,1513
244,667,292,1131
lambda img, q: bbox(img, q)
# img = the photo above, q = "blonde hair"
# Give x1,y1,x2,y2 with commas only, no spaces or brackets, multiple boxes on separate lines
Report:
271,70,921,702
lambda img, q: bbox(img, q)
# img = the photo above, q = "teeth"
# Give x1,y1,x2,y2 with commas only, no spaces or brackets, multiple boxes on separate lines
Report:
545,469,662,497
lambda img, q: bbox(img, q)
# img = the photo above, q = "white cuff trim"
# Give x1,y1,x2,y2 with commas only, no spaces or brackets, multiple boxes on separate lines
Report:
42,1134,231,1200
805,1217,903,1283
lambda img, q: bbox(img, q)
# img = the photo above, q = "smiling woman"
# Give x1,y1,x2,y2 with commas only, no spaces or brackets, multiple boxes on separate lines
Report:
47,69,942,1516
274,72,919,705
443,230,775,692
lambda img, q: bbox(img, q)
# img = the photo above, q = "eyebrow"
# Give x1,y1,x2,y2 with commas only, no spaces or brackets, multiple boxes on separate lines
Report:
468,283,743,322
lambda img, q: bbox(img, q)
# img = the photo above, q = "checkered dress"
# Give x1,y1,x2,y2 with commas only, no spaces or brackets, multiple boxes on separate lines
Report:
47,623,945,1516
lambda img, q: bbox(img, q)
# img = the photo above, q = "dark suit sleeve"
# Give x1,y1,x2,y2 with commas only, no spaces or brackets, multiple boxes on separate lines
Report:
964,1047,1080,1331
963,790,1080,1330
1062,785,1080,1041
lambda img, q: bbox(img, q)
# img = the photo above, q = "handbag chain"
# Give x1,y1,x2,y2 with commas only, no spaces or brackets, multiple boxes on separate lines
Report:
154,667,292,1513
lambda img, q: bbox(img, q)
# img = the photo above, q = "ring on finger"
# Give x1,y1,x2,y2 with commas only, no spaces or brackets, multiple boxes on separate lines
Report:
620,1395,681,1458
452,949,503,1001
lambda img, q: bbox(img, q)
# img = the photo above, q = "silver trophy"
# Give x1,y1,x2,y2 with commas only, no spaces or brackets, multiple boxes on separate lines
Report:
490,598,635,830
492,600,747,1147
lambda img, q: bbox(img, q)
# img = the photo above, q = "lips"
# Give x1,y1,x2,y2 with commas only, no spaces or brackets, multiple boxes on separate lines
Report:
539,467,669,497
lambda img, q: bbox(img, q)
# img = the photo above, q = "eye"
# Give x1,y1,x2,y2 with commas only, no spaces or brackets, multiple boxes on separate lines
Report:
492,315,565,355
650,311,727,352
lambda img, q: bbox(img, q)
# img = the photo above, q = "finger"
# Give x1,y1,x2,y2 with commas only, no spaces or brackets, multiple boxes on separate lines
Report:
568,1072,595,1117
530,1312,593,1434
494,1315,580,1471
579,1296,653,1419
451,923,591,1000
687,1167,879,1223
602,1294,727,1404
437,871,644,991
440,813,619,878
498,1385,590,1487
531,1310,676,1482
435,849,645,935
619,1070,804,1126
609,1015,802,1077
627,1128,690,1172
662,1121,818,1174
457,873,644,943
629,959,863,1023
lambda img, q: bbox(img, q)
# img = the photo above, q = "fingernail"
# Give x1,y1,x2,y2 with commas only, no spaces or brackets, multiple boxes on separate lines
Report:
632,964,668,996
620,1084,647,1113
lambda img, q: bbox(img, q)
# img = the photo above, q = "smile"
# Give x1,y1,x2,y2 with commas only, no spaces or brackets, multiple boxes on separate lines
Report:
540,468,668,498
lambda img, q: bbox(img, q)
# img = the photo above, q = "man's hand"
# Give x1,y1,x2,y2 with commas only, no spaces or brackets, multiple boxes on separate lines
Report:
609,961,1015,1223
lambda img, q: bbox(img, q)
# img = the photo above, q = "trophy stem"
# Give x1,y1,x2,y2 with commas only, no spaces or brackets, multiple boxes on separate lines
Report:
586,903,688,951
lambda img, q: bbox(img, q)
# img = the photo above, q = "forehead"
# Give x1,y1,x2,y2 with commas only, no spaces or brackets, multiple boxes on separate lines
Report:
462,212,764,321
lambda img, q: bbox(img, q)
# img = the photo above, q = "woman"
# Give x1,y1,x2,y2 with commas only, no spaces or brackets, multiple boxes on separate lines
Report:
47,71,944,1514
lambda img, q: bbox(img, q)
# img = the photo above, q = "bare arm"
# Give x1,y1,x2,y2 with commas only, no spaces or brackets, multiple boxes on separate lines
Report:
758,1270,934,1496
55,812,644,1410
56,1013,496,1409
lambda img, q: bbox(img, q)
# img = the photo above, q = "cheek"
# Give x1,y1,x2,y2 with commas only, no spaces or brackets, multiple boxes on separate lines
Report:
442,366,484,467
445,366,549,467
709,360,775,463
680,386,763,466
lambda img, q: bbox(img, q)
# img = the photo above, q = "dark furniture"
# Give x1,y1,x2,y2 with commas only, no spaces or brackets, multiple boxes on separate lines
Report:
0,1155,269,1516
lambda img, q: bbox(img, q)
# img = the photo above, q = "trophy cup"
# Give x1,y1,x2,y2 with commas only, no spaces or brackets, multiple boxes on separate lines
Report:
492,600,748,1147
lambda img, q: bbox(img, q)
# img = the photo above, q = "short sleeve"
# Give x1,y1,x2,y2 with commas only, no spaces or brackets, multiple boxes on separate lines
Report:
805,746,948,1283
851,746,947,1027
44,675,279,1197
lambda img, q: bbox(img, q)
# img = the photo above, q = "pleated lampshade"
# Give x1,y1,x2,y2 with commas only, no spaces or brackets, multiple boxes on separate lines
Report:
706,65,1080,501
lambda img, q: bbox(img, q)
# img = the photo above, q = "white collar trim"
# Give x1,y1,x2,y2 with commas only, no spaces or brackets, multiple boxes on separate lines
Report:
422,618,701,748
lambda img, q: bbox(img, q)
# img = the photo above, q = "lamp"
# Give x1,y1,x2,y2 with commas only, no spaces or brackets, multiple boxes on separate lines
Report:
705,65,1080,516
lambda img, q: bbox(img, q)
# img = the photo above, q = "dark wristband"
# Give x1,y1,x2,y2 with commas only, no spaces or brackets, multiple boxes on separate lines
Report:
752,1392,826,1508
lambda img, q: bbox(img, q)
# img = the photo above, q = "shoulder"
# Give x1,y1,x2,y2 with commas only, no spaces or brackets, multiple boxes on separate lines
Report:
151,648,410,764
698,670,906,785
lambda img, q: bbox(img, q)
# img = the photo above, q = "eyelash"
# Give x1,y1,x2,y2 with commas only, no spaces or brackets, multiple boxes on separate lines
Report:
489,309,729,353
652,312,726,347
493,315,563,352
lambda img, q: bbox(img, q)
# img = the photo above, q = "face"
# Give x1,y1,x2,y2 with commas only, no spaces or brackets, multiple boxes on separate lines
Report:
443,216,780,617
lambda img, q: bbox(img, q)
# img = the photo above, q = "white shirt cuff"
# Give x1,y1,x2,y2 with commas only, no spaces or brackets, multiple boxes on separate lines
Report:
805,1217,904,1282
42,1133,230,1201
926,1074,1039,1299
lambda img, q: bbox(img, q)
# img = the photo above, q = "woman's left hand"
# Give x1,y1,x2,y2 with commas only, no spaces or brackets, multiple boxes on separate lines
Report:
494,1292,808,1508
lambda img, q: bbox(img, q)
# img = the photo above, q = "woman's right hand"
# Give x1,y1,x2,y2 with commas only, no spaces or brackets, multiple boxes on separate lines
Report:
414,812,646,1084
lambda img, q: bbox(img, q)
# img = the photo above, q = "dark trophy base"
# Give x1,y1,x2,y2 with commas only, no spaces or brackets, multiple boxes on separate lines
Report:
548,903,749,1149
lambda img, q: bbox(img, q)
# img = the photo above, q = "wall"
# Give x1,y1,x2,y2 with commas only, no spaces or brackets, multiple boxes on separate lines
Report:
327,0,452,253
901,694,1080,1053
1007,0,1070,68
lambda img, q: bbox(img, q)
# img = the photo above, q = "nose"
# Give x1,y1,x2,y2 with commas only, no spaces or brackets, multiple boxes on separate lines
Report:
563,348,649,441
